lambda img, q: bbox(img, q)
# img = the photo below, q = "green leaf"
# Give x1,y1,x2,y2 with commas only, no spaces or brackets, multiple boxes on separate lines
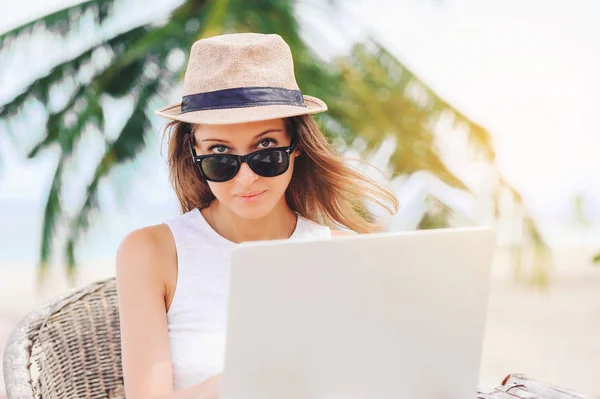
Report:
0,25,148,122
0,0,117,50
99,57,148,98
39,159,64,272
28,82,106,158
63,78,159,271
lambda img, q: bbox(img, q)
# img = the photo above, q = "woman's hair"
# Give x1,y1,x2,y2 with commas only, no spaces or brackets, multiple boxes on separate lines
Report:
162,115,399,233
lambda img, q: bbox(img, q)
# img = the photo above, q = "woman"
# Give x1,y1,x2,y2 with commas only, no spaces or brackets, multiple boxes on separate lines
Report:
116,32,399,399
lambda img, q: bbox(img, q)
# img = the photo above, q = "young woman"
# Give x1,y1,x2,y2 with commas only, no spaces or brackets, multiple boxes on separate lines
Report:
116,32,399,399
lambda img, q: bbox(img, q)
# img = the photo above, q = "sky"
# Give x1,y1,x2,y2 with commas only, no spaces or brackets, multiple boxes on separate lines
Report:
0,0,599,261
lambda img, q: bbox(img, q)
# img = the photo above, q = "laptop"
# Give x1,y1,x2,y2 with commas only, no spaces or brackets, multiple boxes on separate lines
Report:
220,226,495,399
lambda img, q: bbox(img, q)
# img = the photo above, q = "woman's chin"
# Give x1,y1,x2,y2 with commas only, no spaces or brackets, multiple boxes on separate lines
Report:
231,198,275,220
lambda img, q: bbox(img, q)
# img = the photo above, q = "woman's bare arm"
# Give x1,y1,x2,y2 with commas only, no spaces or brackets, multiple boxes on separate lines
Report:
116,225,222,399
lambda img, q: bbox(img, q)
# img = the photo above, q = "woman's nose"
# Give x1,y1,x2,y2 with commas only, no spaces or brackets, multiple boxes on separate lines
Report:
235,161,259,184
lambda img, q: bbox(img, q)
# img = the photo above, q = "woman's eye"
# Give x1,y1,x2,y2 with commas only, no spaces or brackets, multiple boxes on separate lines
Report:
257,138,276,149
210,145,228,153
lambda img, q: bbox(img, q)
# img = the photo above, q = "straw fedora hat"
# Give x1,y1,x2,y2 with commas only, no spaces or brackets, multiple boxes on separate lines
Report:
154,32,328,125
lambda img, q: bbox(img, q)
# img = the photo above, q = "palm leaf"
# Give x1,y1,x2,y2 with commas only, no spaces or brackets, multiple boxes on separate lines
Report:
39,159,64,270
348,40,494,158
374,42,495,158
0,0,116,50
334,39,552,284
327,41,471,189
33,84,106,277
0,26,148,121
63,77,160,277
28,85,103,158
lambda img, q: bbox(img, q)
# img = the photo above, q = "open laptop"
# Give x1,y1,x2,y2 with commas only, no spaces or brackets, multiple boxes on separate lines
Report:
220,226,495,399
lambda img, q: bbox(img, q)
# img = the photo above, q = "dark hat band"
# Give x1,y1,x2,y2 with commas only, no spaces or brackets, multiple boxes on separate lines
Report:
180,86,306,114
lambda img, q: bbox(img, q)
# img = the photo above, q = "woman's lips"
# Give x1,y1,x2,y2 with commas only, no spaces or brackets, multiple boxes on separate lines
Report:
237,190,267,202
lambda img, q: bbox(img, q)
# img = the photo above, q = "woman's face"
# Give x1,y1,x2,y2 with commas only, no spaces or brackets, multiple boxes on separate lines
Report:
192,118,298,220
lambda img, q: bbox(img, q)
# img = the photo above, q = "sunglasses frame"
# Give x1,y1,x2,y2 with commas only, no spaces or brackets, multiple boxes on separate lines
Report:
189,137,297,183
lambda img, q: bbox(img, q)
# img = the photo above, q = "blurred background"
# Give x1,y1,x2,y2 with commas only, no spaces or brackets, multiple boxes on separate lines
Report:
0,0,599,397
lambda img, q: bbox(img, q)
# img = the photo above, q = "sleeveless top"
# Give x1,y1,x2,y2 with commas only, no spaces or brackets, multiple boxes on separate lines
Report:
163,207,331,390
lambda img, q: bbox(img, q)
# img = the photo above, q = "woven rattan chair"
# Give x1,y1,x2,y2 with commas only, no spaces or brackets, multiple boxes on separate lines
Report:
2,277,597,399
2,277,124,399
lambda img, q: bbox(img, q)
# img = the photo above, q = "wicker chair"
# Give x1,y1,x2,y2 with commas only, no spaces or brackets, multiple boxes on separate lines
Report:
2,277,597,399
2,277,124,399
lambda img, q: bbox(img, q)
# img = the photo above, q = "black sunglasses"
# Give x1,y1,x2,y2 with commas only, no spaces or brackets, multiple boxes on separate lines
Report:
189,138,297,182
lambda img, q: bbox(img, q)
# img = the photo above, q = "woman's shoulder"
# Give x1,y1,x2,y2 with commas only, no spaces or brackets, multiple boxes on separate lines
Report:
118,223,174,254
116,224,176,284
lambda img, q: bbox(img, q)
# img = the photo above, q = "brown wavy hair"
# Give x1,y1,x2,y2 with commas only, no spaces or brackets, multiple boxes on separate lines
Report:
161,115,399,233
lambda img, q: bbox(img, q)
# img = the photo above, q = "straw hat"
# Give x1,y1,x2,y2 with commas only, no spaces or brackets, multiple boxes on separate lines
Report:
154,32,328,125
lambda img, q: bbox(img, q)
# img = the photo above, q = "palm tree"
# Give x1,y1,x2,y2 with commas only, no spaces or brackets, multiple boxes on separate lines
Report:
332,40,550,285
0,0,548,284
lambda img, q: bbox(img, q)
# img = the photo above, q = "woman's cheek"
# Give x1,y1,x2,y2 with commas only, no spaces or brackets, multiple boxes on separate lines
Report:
207,181,232,203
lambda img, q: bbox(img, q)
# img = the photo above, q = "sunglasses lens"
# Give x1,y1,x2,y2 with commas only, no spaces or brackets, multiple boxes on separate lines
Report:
200,156,239,182
248,149,289,177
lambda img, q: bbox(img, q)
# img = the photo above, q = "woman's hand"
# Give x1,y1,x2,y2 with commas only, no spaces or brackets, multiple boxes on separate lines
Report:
197,373,223,399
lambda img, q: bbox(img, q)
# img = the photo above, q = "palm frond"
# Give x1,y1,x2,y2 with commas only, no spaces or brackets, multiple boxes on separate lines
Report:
372,41,495,159
32,83,105,279
96,21,195,85
328,41,469,190
1,26,148,120
63,77,160,276
230,0,300,41
0,0,117,51
28,85,103,158
25,40,152,161
39,159,64,271
194,0,230,38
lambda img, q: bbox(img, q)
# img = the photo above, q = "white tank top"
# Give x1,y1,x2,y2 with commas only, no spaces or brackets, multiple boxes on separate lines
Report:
163,207,331,390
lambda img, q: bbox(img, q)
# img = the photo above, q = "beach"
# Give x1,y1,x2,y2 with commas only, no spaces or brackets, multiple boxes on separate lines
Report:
1,247,599,398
